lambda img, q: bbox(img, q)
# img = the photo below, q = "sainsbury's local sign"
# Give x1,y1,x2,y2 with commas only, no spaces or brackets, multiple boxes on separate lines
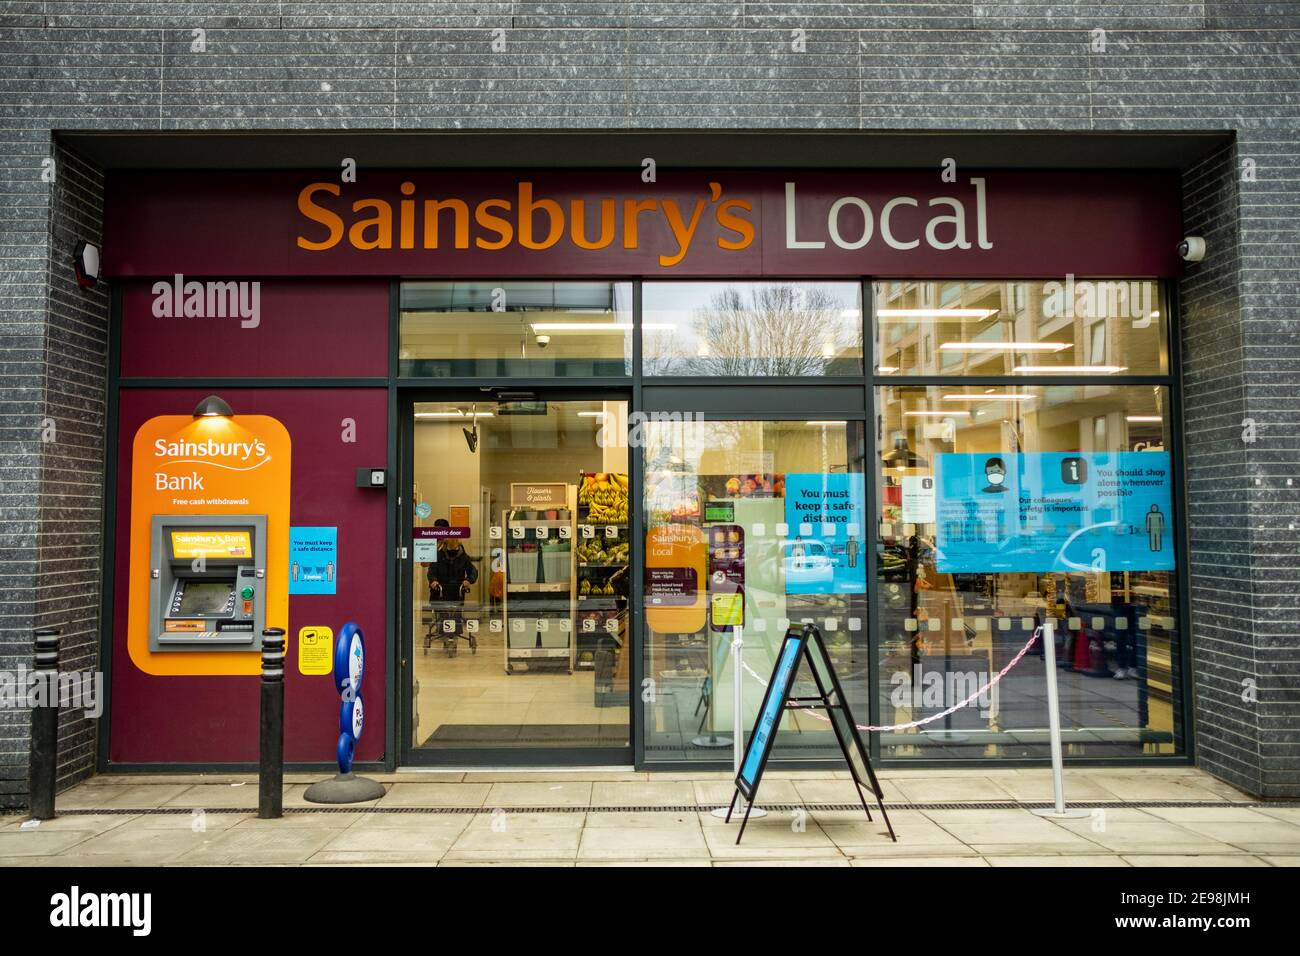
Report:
103,169,1183,278
295,179,992,265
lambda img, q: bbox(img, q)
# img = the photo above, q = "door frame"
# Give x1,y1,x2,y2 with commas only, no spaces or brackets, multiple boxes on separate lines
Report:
396,385,636,767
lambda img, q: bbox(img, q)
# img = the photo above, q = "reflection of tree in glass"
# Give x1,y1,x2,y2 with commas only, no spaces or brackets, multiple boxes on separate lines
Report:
687,284,850,376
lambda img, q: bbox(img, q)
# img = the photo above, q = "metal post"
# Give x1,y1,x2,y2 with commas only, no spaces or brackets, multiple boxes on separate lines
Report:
28,627,61,820
258,628,285,819
732,628,743,779
1033,618,1088,819
713,625,765,819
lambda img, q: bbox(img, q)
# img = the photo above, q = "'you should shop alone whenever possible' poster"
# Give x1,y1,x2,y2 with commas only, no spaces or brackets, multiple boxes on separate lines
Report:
933,451,1174,574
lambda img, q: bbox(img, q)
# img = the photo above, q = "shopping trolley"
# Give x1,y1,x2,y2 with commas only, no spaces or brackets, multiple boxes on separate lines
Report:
422,598,480,657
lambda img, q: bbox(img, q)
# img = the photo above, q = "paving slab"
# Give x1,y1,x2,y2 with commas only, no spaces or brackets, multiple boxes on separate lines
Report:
579,860,712,867
583,810,698,828
717,858,852,866
160,784,261,810
693,778,802,806
589,780,697,806
578,825,709,860
1121,854,1270,867
319,826,461,858
444,826,583,860
0,828,100,857
60,825,221,863
484,781,593,808
892,776,1018,803
851,856,989,866
376,782,490,808
175,826,340,865
0,813,138,833
1169,819,1300,854
987,855,1129,866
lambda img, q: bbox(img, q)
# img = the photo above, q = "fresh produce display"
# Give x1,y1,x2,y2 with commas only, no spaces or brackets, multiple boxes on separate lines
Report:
577,540,629,565
722,473,786,498
578,472,629,523
580,577,619,596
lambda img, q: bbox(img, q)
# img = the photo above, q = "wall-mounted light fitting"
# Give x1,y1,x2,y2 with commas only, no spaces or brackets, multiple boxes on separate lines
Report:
73,241,101,288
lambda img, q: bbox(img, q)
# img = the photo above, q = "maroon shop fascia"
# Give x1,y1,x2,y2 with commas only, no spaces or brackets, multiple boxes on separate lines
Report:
102,167,1183,767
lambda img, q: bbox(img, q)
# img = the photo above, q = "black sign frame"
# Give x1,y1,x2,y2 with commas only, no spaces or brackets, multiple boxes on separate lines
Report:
725,623,896,845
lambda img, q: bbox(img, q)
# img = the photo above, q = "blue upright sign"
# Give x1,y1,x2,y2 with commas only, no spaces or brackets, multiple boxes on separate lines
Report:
933,451,1174,573
738,636,804,792
289,526,338,595
782,472,865,594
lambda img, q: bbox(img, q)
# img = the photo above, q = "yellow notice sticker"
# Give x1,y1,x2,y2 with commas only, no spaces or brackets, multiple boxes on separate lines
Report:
298,626,334,676
711,592,744,628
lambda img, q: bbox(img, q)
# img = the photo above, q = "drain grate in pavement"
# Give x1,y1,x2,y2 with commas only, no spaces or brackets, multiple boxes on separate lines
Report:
26,799,1300,816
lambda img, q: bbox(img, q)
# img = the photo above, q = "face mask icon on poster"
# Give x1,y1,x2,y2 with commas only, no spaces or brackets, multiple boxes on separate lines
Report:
982,457,1008,493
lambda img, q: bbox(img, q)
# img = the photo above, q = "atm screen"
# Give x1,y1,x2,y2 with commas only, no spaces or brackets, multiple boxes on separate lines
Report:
177,580,234,616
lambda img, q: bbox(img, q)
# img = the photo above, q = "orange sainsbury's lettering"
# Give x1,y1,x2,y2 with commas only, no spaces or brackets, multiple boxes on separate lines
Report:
297,183,344,250
623,199,658,249
716,199,755,250
294,180,761,261
518,182,564,250
570,198,617,250
422,198,470,250
348,198,392,250
474,198,513,250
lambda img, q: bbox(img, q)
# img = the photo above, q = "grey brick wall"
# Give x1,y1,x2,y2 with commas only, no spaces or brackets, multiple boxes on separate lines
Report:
0,4,1297,802
41,140,108,795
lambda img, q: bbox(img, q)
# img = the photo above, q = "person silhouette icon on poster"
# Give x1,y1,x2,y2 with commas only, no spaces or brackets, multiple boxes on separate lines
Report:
1145,504,1166,552
982,457,1009,493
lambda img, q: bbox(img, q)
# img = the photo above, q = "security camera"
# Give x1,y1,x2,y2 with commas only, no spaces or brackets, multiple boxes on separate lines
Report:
535,334,550,349
1178,236,1206,263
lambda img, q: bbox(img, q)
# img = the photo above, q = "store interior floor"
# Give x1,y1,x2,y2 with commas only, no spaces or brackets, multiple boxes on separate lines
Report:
6,767,1297,867
413,629,629,749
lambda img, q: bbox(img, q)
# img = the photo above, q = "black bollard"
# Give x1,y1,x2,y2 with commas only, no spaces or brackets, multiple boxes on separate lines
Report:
258,628,286,819
29,627,61,820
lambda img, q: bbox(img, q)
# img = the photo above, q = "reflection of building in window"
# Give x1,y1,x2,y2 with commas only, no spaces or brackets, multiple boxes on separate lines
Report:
874,280,1164,377
1089,319,1106,365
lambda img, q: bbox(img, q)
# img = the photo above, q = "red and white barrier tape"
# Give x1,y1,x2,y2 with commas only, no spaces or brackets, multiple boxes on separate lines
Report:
738,626,1043,733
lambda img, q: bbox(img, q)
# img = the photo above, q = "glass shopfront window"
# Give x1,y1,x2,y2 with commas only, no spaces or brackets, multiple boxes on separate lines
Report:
643,281,863,376
395,274,1185,769
400,281,633,377
641,418,869,763
874,382,1182,758
875,279,1168,376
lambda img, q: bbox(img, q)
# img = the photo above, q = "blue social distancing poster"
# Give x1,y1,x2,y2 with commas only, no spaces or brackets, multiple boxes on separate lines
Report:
289,526,338,594
782,472,866,594
933,452,1174,574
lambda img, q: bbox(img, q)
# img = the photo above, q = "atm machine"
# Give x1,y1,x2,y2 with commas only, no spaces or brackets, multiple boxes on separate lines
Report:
148,514,268,652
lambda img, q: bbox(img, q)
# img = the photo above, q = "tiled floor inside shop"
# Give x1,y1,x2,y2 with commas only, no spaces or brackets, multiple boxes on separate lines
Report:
3,767,1298,866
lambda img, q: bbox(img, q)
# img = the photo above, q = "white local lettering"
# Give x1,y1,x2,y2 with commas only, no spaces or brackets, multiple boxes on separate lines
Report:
785,178,992,252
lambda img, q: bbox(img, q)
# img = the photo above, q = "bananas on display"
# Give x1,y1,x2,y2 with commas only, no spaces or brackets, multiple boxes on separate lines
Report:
576,541,629,565
578,472,629,524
